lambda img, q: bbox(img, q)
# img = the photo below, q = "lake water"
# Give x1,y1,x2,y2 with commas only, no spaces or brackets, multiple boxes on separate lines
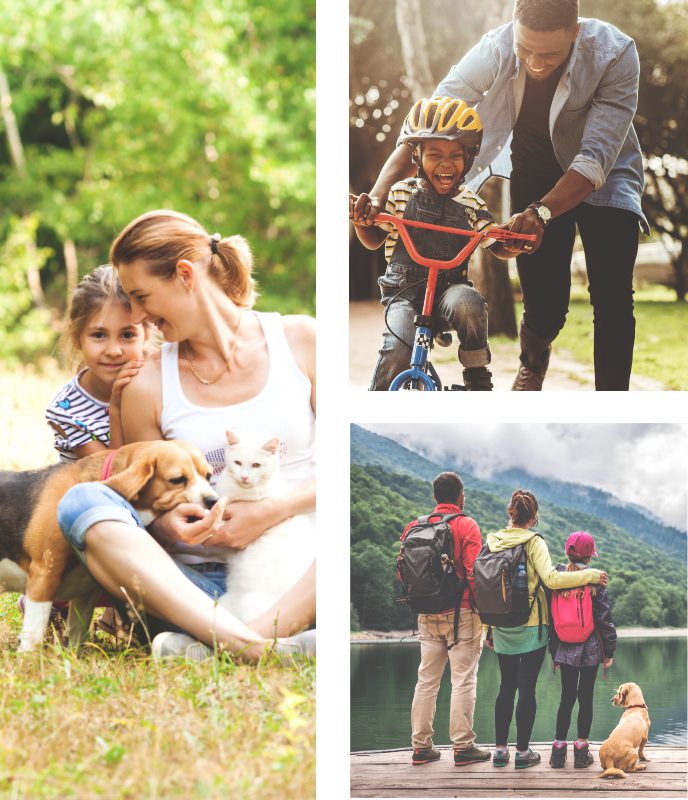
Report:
351,637,687,751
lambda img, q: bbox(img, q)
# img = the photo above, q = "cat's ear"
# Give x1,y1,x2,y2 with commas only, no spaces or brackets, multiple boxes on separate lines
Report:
262,437,280,454
225,430,240,446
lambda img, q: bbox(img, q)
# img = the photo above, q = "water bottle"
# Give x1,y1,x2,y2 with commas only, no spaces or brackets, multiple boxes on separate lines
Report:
515,562,528,594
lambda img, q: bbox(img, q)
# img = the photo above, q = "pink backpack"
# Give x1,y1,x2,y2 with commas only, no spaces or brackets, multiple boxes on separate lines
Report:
551,585,595,643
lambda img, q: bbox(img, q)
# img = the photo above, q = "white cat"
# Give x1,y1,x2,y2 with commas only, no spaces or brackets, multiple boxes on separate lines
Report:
216,430,315,624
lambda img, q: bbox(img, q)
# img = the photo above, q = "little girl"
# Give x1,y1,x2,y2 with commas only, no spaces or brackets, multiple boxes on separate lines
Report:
32,265,151,636
549,532,617,769
46,265,150,460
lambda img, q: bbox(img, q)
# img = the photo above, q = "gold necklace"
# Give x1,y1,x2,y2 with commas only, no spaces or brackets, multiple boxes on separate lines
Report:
184,309,243,386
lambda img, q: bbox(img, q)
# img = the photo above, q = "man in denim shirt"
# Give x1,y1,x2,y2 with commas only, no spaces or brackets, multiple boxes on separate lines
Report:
358,0,648,391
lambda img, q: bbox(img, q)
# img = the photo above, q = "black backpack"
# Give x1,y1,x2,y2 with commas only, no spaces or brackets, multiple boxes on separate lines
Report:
397,513,467,644
473,534,545,638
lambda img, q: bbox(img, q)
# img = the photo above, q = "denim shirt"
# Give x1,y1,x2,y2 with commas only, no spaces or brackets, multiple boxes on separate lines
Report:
434,18,649,232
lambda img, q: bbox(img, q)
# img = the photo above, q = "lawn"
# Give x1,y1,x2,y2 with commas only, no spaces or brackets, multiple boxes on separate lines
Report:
494,286,688,390
0,364,315,800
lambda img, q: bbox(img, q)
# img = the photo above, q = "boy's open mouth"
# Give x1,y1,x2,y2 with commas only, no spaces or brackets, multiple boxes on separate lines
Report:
433,171,459,192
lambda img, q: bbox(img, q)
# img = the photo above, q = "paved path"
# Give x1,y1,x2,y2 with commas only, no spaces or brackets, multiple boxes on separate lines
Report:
349,301,664,391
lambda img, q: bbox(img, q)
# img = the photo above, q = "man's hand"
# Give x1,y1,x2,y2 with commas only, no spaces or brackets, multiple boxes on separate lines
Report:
501,209,545,255
349,192,383,226
597,571,608,587
604,657,614,668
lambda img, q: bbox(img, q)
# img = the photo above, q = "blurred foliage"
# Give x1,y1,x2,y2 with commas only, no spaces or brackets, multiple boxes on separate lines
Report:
0,0,315,363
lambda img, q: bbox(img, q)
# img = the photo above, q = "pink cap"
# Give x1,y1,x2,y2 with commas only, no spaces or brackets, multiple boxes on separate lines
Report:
565,531,598,559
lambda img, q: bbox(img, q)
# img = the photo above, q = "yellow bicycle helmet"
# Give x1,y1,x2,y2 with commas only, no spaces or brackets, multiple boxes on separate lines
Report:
400,97,483,174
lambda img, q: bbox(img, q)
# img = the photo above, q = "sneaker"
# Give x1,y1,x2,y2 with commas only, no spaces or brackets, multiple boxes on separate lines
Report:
515,748,542,769
412,747,441,765
492,749,510,767
151,632,212,662
511,349,550,391
549,743,567,768
454,745,491,766
275,628,316,658
574,742,594,768
463,367,493,391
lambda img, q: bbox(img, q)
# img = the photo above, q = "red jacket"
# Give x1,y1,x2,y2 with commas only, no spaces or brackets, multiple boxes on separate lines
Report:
401,503,482,611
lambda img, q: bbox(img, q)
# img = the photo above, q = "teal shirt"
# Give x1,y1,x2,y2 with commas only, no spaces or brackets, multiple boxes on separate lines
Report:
493,624,549,655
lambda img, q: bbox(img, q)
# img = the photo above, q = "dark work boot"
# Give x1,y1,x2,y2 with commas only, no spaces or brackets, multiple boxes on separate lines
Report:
574,742,594,768
512,349,551,391
512,320,552,391
549,742,567,768
463,367,493,391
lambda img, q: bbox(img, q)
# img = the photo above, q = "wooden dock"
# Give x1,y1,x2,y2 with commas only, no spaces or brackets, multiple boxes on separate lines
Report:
350,743,687,797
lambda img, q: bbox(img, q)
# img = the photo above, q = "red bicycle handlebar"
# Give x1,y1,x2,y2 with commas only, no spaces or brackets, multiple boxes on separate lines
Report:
373,212,537,270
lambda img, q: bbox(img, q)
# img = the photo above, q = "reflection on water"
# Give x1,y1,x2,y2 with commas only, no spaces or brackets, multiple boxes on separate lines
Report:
351,637,687,751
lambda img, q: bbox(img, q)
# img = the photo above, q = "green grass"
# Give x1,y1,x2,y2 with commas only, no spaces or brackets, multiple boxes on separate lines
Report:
0,366,315,799
494,286,688,390
0,596,315,799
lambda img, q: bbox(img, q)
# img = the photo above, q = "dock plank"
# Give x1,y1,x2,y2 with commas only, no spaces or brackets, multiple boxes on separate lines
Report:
350,743,687,798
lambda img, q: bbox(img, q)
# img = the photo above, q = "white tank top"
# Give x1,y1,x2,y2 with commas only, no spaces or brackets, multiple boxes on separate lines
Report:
160,312,315,562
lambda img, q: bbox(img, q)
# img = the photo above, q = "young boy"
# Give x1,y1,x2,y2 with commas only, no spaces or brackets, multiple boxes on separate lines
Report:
350,97,517,391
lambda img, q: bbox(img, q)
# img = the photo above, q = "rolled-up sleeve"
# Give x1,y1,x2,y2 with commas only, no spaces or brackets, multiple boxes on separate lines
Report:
570,40,640,190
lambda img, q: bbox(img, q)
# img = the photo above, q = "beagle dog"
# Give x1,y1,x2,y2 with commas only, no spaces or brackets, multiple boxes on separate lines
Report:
598,682,651,778
0,440,218,651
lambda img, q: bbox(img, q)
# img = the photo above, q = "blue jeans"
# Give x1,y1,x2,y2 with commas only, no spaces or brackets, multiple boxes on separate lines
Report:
58,482,226,636
370,281,490,391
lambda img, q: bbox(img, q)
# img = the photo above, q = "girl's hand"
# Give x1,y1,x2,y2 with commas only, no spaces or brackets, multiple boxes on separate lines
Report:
148,502,225,547
110,359,144,410
484,637,494,650
604,657,614,668
214,498,278,550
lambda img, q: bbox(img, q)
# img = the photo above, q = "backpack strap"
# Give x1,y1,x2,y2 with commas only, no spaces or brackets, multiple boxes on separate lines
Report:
525,534,545,640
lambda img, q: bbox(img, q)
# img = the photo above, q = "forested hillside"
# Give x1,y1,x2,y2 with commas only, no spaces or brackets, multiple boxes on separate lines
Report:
351,463,687,632
351,426,687,561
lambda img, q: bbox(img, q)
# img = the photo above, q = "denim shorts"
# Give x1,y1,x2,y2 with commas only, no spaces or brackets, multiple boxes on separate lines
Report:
58,482,226,600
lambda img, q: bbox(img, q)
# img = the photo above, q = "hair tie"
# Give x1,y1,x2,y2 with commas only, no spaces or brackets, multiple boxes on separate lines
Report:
210,232,221,254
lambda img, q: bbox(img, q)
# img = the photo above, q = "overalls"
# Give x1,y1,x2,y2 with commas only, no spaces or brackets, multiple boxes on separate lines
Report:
370,182,490,391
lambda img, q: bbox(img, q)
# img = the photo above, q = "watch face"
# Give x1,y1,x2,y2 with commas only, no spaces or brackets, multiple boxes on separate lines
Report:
538,204,552,222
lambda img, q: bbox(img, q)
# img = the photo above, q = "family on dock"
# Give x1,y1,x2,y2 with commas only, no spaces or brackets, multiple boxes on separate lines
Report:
398,471,616,770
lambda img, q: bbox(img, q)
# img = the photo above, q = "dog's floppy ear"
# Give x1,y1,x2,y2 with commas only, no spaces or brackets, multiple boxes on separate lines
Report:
618,684,630,705
104,455,157,502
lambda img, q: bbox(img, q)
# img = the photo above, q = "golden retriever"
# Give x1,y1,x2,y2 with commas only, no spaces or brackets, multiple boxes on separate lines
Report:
598,682,651,778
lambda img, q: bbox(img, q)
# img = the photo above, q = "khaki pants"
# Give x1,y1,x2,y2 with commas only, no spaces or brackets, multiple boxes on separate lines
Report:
411,609,483,750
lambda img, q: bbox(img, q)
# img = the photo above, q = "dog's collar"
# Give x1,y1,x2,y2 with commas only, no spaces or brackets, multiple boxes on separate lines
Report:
100,449,119,481
625,703,648,710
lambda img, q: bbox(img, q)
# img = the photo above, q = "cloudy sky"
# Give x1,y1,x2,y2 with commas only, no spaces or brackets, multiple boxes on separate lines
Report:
362,423,688,530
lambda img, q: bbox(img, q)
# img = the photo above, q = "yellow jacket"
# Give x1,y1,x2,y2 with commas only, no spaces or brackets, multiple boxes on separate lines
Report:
486,528,603,627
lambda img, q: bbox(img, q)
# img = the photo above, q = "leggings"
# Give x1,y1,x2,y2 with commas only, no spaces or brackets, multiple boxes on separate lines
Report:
495,646,547,750
555,664,599,740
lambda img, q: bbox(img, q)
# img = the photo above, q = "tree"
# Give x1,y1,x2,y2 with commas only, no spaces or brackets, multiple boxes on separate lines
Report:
581,0,688,300
0,0,315,363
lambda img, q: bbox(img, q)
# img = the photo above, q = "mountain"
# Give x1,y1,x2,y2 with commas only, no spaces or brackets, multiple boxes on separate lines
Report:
351,425,686,562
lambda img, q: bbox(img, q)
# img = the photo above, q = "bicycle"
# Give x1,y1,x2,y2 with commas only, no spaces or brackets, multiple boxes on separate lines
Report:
371,213,537,391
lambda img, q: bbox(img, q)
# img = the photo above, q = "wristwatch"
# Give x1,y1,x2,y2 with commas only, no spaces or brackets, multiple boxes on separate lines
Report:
526,202,552,227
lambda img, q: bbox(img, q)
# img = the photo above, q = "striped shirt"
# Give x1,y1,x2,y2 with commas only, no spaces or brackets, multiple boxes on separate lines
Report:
45,372,110,462
378,178,496,263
